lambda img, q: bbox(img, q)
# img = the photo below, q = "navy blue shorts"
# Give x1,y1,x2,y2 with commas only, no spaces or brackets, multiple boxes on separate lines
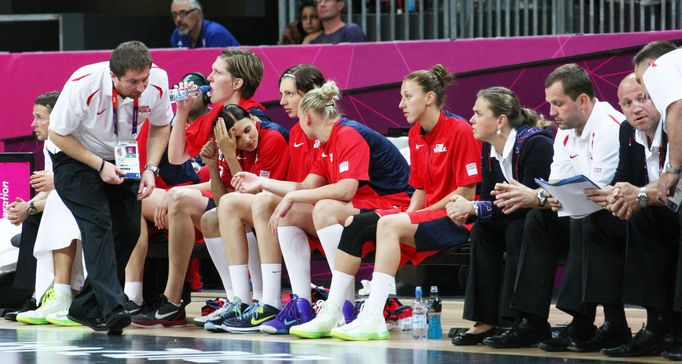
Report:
414,216,470,252
205,198,217,211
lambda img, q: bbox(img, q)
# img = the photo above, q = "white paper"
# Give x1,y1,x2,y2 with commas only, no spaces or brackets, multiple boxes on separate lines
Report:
535,175,603,219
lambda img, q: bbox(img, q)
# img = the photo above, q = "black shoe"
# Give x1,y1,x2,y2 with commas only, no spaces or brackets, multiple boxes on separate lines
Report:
4,297,37,322
131,295,185,328
483,319,551,349
452,327,497,346
663,339,682,361
203,300,250,332
601,326,667,357
568,321,632,352
125,300,144,315
221,303,279,333
67,313,108,331
106,309,131,336
537,323,597,352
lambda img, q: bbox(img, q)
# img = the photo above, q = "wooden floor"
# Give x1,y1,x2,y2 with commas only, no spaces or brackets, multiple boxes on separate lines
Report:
0,291,670,363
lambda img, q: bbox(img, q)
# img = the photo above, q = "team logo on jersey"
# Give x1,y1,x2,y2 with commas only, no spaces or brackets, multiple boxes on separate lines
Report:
433,144,447,153
313,140,321,149
138,105,151,114
293,142,305,148
259,170,270,178
466,163,478,176
339,161,349,173
329,153,334,162
415,144,424,150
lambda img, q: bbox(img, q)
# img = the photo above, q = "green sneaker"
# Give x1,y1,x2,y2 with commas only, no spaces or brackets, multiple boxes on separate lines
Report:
17,288,72,325
289,301,344,339
331,304,389,341
45,311,82,327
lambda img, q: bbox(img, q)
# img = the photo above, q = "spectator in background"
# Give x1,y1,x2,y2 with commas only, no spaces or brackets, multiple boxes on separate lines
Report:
312,0,367,44
170,0,240,48
279,1,323,45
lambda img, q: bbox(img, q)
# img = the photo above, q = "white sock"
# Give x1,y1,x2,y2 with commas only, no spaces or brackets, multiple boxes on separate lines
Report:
327,270,353,309
261,263,282,309
123,281,143,305
204,237,235,300
228,265,251,303
246,232,263,301
366,272,394,311
278,226,311,302
317,224,355,303
53,283,72,299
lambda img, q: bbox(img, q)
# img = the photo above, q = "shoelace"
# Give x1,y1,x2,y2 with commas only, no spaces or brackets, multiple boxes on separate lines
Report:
40,289,55,306
275,295,300,322
313,300,326,315
236,303,259,320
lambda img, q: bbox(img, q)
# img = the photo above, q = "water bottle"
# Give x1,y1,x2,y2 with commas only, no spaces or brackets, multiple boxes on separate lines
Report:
169,85,210,103
427,285,443,339
412,286,427,340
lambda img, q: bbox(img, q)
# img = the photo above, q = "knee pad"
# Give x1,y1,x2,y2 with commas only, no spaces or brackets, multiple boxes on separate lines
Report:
337,212,380,257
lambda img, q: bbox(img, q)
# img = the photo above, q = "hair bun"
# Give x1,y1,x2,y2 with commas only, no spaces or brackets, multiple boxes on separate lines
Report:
431,64,455,88
319,81,341,105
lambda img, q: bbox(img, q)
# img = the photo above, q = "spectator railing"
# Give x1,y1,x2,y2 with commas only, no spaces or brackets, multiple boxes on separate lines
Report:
279,0,680,41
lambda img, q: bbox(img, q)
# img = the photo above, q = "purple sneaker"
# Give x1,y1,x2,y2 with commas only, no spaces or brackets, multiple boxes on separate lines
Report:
260,295,314,335
343,300,358,324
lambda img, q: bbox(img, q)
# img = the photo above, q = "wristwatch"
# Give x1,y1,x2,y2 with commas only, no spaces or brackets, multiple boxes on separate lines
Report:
536,190,548,207
27,201,38,215
144,164,160,177
636,187,649,208
664,163,682,175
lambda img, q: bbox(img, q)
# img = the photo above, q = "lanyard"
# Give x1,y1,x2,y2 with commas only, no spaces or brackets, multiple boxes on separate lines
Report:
111,84,139,137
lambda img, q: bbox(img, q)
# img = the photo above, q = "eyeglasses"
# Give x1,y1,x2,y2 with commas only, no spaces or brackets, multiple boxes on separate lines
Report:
171,8,197,19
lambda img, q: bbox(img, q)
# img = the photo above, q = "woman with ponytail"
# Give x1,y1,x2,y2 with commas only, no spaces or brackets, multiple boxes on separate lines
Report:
289,65,483,341
448,86,554,345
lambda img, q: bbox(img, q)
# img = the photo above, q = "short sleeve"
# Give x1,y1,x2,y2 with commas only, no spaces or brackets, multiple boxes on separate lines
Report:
333,128,370,181
251,129,289,180
451,124,483,186
148,69,173,127
48,76,89,137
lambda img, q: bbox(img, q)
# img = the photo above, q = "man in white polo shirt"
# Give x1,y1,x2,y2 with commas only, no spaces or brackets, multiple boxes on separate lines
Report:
485,63,629,351
48,41,172,335
634,40,682,361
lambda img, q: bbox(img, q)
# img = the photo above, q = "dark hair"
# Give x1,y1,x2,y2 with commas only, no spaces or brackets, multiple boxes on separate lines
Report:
299,0,317,37
544,63,594,101
216,104,251,129
279,64,326,95
181,71,210,104
218,49,264,100
477,87,540,128
633,40,677,66
34,91,60,111
404,64,455,107
109,41,153,78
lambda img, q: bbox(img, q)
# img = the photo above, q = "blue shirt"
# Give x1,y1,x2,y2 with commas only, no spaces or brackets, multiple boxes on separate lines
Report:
171,19,240,48
311,23,367,44
338,118,413,196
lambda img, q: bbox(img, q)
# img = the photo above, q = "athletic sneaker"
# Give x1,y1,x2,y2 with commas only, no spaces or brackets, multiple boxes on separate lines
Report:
131,295,185,328
200,297,227,317
204,299,249,332
125,300,144,315
331,304,390,341
45,310,81,327
260,295,314,335
342,300,359,323
4,297,38,322
290,300,345,339
221,303,279,333
17,289,72,325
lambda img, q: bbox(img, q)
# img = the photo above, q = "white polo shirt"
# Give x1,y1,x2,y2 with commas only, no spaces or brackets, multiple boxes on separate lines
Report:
643,48,682,121
549,101,625,187
634,118,664,183
49,61,173,160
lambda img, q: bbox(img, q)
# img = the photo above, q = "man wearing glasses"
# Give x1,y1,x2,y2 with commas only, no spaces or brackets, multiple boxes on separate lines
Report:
170,0,239,49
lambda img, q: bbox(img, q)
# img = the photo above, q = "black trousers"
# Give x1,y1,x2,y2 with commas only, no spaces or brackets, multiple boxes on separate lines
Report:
12,212,41,292
52,152,140,320
463,218,525,326
624,207,678,310
581,210,627,306
510,209,594,320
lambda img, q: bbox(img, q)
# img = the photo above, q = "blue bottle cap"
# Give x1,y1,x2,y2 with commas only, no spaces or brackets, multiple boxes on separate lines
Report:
415,286,423,296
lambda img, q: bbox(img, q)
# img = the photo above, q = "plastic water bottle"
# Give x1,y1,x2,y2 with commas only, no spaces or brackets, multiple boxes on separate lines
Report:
427,285,443,339
169,85,210,103
412,286,427,340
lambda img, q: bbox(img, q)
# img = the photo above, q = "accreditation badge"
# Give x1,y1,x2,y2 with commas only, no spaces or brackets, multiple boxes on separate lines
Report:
114,141,141,180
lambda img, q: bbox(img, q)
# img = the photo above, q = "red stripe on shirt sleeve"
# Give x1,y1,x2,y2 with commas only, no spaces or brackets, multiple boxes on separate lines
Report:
86,89,100,107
